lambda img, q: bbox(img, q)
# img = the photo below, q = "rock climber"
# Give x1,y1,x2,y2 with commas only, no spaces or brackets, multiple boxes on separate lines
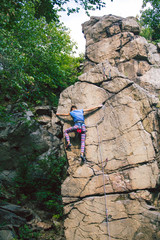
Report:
56,104,103,162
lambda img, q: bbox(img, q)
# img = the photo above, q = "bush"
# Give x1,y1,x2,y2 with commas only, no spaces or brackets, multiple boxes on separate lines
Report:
13,224,39,240
14,154,67,217
140,0,160,42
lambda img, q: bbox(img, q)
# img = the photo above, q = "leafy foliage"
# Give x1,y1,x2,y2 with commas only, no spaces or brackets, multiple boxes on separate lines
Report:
140,0,160,42
14,155,67,216
0,0,106,26
13,224,40,240
0,0,83,106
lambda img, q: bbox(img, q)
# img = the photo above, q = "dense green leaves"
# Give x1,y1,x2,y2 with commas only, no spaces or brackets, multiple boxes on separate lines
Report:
0,0,116,107
0,1,82,106
14,155,67,216
140,0,160,42
0,0,106,26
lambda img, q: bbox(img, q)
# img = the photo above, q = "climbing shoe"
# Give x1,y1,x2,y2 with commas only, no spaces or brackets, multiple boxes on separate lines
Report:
80,154,86,165
66,143,71,150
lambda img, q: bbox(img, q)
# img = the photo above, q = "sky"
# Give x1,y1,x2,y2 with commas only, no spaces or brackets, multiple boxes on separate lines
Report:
60,0,143,55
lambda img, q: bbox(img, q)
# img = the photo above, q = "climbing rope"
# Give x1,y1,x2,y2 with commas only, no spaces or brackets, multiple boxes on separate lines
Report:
86,104,111,240
85,62,113,239
96,124,111,240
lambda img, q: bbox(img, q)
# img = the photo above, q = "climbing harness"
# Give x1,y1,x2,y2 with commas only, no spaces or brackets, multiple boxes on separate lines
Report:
77,128,82,133
75,121,86,134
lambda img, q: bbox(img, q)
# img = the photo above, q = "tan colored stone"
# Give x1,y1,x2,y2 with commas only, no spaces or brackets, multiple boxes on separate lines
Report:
107,24,121,36
138,67,160,96
86,32,134,64
80,174,113,197
73,165,94,178
121,17,140,34
118,59,151,79
65,151,80,175
120,37,148,62
147,43,160,65
37,115,51,124
62,197,79,205
129,190,152,201
59,14,160,240
138,60,151,76
82,15,139,48
101,77,133,92
62,161,159,198
63,195,142,240
142,111,159,134
61,176,89,197
57,82,107,116
129,162,159,190
82,15,123,47
78,60,125,84
36,222,52,230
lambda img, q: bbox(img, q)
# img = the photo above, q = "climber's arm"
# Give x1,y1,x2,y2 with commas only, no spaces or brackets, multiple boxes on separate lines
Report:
56,112,70,116
83,105,103,113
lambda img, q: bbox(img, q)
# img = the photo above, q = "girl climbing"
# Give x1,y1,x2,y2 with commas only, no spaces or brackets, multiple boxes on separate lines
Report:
56,104,103,162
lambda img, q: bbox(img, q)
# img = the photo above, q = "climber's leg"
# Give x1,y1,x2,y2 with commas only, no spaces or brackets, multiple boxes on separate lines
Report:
80,133,86,164
64,125,79,148
81,125,86,154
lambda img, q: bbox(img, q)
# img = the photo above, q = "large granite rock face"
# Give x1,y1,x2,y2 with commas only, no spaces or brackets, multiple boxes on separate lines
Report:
57,15,160,240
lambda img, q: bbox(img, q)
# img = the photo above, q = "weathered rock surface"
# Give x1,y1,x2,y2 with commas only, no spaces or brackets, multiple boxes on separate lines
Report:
0,203,33,240
0,105,63,170
0,105,64,239
57,15,160,240
82,15,160,73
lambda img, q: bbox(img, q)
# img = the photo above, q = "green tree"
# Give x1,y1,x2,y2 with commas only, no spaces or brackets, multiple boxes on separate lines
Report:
140,0,160,42
14,155,67,216
35,0,107,23
0,0,106,28
0,0,114,107
0,1,82,106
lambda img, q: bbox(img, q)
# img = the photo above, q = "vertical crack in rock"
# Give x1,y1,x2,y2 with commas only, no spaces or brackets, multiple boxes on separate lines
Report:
58,14,160,240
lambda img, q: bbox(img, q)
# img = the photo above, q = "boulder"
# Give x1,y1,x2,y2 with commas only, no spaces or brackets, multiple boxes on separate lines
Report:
121,17,140,34
137,67,160,96
82,15,160,74
0,203,43,240
0,110,49,170
0,105,64,170
0,229,16,240
0,207,26,226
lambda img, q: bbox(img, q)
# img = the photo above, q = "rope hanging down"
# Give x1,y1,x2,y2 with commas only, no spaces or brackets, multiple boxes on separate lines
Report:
96,124,111,240
85,61,115,239
86,104,111,240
